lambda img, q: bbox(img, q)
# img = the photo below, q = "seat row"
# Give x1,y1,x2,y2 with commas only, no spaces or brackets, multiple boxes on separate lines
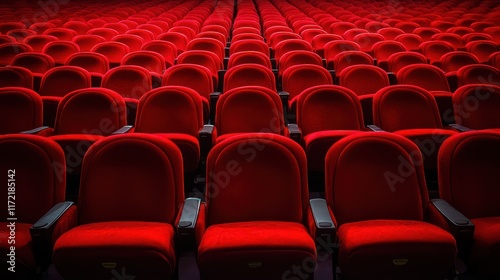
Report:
2,83,499,193
1,129,498,279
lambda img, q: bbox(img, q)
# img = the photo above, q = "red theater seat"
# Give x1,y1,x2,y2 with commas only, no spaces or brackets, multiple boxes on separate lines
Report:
339,65,390,124
53,134,185,280
453,84,500,130
42,41,80,66
295,85,365,173
39,66,91,127
0,66,33,89
0,87,43,134
198,133,316,280
135,86,204,172
0,134,67,279
325,132,457,279
373,85,457,188
0,42,32,66
438,130,500,277
101,65,152,125
223,63,276,92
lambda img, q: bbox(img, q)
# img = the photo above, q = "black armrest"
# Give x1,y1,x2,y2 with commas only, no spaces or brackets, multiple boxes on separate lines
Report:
111,125,133,135
367,125,385,132
288,124,302,143
224,46,229,57
322,58,327,68
217,70,226,92
449,124,473,132
21,126,50,134
30,201,74,267
432,199,474,241
310,198,336,238
210,92,221,122
271,58,276,69
432,199,475,259
177,198,201,249
199,124,215,160
278,91,290,118
387,72,397,85
328,70,336,82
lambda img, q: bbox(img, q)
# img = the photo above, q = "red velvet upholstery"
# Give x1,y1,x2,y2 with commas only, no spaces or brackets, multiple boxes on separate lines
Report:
49,87,127,174
274,38,313,60
215,86,285,137
282,64,333,110
91,41,130,68
352,33,385,54
325,132,457,279
311,34,343,58
199,133,316,280
0,42,32,66
66,52,109,86
374,85,457,172
223,63,276,92
122,50,167,76
39,66,91,127
43,28,77,41
186,37,225,63
439,51,479,72
397,64,453,121
135,86,204,172
419,41,454,67
331,50,373,73
339,65,390,124
176,50,221,84
162,64,212,121
23,35,58,52
394,34,423,52
71,34,106,51
53,134,184,280
453,84,500,129
0,66,33,89
142,40,178,67
268,31,301,49
230,39,270,57
278,50,323,76
158,32,189,54
371,40,406,70
42,41,80,66
0,87,43,134
296,85,365,172
227,51,272,69
466,40,499,63
456,64,500,87
0,135,66,277
87,27,120,41
11,52,55,74
112,34,144,52
439,130,500,275
101,65,152,124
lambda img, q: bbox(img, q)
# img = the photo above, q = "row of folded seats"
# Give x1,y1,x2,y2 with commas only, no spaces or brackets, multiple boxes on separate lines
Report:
1,130,499,279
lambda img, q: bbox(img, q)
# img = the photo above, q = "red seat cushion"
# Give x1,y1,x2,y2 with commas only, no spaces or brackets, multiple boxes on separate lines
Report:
53,221,176,280
198,221,316,280
469,217,500,275
338,220,456,280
